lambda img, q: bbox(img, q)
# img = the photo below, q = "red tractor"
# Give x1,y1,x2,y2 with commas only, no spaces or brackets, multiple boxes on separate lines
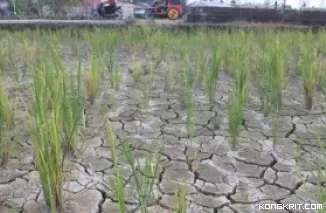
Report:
143,0,184,20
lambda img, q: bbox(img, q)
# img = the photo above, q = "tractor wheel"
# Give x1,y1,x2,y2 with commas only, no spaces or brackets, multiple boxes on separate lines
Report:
167,8,179,20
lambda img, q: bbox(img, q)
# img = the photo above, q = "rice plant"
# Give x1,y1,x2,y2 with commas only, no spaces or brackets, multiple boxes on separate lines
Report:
164,62,177,91
85,55,103,105
30,67,64,212
30,48,84,212
175,185,187,213
130,55,143,83
110,64,122,91
228,89,243,149
298,44,322,110
268,35,285,110
195,49,207,88
0,79,14,166
106,32,119,73
106,119,126,213
252,44,272,116
204,49,221,103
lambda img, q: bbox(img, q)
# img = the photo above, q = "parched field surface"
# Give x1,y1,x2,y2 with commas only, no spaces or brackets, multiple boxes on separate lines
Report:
0,28,326,213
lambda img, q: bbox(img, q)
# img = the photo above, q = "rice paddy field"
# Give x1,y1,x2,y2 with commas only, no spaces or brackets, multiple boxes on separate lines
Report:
1,26,326,213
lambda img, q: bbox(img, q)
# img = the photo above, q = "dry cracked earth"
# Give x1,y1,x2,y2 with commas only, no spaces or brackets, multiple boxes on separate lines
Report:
1,48,326,213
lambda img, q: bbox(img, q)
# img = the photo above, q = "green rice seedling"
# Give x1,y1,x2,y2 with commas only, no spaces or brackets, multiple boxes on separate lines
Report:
105,119,126,213
0,44,9,74
185,89,194,138
106,32,119,73
40,56,63,111
86,29,107,58
175,185,187,213
30,82,64,213
235,47,250,106
298,45,322,110
130,55,143,83
22,40,41,72
271,107,281,146
164,62,176,91
120,139,162,212
71,38,79,58
30,48,84,211
179,52,195,105
85,55,103,105
141,81,150,110
113,168,126,213
0,81,14,128
253,45,272,116
149,30,166,69
294,140,305,182
106,119,118,166
228,89,243,149
60,63,84,151
195,48,208,88
110,64,122,91
0,79,14,166
182,55,196,137
268,35,285,110
204,50,221,103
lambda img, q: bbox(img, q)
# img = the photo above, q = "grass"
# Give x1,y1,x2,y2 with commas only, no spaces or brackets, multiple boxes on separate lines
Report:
0,27,326,213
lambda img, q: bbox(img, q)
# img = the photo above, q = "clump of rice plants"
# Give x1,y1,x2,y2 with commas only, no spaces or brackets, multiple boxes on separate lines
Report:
252,43,272,116
85,55,104,105
195,49,207,88
227,41,249,148
175,185,187,213
30,63,65,212
140,81,150,111
106,32,119,73
127,146,161,212
185,89,194,138
29,45,84,212
0,79,14,166
61,63,84,151
105,119,126,213
268,35,285,111
298,43,322,110
164,62,177,91
148,29,167,69
228,89,244,149
204,49,221,103
107,121,163,212
252,33,286,117
0,44,9,74
130,55,143,83
180,53,196,138
110,64,122,91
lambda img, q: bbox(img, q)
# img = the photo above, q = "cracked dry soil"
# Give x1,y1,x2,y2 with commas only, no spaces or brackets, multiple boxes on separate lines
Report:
1,47,326,213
